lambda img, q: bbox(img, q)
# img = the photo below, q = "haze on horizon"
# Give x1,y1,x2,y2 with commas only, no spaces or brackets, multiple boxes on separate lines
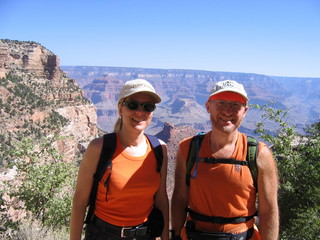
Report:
1,0,320,78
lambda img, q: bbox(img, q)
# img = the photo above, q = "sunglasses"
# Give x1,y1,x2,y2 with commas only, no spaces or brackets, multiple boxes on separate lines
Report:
123,100,156,112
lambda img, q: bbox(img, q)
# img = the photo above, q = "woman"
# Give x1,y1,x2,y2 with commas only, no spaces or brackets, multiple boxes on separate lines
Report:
70,79,169,240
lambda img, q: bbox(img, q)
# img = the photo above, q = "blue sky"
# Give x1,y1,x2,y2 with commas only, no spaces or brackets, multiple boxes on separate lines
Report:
1,0,320,77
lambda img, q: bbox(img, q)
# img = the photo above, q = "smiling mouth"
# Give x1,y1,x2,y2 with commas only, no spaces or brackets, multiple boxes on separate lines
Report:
220,117,233,123
132,118,145,123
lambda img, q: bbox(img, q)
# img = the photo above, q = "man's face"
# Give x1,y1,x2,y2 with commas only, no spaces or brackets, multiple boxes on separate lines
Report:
206,99,248,134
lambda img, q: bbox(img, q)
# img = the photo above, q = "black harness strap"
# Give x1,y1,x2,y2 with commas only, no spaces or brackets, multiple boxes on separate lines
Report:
186,207,255,224
199,157,249,166
185,133,205,186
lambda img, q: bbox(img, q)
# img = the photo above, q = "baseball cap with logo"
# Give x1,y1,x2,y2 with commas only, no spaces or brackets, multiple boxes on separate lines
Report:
208,80,249,104
118,79,161,104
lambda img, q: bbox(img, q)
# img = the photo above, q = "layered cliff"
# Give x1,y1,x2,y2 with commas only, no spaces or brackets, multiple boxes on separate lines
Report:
0,39,99,163
62,66,302,134
63,66,320,135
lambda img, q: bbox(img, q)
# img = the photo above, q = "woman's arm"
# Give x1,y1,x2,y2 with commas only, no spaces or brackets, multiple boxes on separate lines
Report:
154,141,169,240
171,148,189,238
69,137,103,240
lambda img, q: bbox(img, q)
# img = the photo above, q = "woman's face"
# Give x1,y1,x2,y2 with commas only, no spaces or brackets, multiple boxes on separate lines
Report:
119,92,155,132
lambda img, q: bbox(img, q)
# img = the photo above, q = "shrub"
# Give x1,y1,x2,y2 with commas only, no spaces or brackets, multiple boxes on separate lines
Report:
252,103,320,239
1,136,78,236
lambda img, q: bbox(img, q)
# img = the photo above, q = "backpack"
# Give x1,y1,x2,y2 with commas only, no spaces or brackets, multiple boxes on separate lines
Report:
185,132,259,188
85,133,163,224
184,132,259,224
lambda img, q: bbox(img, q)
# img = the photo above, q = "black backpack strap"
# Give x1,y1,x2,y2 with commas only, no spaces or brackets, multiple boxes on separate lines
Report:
145,134,163,172
200,157,249,165
186,132,206,186
84,133,117,224
247,136,259,190
186,207,255,224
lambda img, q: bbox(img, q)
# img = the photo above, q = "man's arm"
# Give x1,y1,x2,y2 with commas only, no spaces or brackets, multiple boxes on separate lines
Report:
171,148,189,238
257,144,279,240
154,141,169,240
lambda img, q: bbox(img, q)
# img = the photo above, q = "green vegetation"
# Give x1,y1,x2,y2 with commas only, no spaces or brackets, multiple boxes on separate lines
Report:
253,103,320,240
0,72,89,112
1,136,77,239
1,74,47,113
1,39,39,46
0,64,96,238
0,43,95,238
0,72,83,166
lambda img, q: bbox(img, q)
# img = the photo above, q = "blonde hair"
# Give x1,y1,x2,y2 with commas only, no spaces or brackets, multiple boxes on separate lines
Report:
113,99,124,133
113,117,122,133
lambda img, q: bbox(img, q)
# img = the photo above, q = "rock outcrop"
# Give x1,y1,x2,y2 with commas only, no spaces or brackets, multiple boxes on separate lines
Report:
0,40,59,80
155,122,199,198
0,39,99,163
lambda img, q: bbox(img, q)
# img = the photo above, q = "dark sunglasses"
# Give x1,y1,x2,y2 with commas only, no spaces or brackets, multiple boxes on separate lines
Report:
123,100,156,112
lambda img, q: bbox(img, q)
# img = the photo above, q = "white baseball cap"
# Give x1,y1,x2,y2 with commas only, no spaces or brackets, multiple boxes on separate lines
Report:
209,80,249,102
118,79,161,104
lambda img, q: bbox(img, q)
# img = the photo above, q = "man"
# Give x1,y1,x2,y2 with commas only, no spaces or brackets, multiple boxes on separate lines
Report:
171,80,279,240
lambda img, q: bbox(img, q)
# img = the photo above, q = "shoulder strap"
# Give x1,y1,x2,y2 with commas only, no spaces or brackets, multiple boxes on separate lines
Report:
247,136,259,190
85,133,163,224
186,132,206,186
145,134,163,172
85,133,117,224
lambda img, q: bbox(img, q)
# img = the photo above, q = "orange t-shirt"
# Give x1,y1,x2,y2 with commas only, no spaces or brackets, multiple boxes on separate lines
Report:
179,132,262,239
94,134,160,226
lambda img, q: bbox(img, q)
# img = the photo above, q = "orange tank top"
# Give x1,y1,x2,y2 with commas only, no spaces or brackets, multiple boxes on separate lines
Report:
179,132,260,234
94,134,160,226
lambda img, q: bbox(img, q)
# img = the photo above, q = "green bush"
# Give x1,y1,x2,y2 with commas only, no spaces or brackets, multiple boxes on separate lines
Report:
252,103,320,240
2,136,77,233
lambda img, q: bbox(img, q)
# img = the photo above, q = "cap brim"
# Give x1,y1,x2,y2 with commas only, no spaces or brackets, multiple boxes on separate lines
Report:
209,89,249,101
119,91,161,103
